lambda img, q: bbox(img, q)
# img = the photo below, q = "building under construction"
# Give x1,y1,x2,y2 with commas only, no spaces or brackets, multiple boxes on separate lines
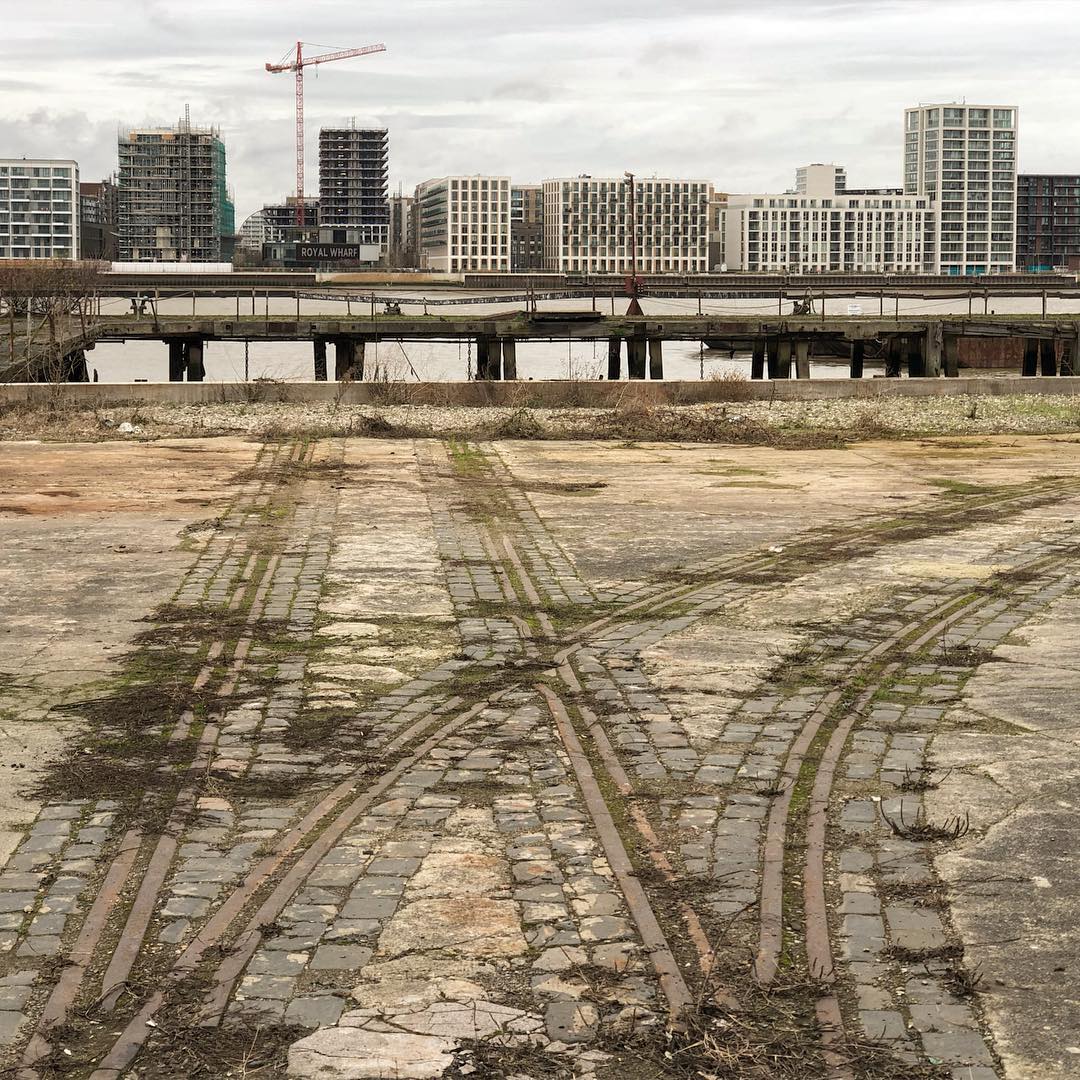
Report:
116,115,235,262
318,126,389,250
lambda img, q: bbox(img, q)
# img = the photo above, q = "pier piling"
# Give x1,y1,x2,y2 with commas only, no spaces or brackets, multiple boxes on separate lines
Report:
849,340,864,380
1022,338,1039,377
185,340,205,382
607,338,621,380
502,339,517,380
795,340,810,380
168,340,185,382
648,339,664,380
751,339,765,380
1040,339,1057,377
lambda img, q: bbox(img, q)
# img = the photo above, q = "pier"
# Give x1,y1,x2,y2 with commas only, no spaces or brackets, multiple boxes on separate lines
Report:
35,310,1080,382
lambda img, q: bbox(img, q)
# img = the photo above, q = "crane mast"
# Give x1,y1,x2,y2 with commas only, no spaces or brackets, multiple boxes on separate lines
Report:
265,40,387,227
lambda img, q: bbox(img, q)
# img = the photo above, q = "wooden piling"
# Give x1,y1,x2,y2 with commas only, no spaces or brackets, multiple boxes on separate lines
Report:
1062,328,1080,377
168,340,185,382
502,339,517,380
1022,338,1038,377
751,339,765,380
849,340,864,380
773,338,792,379
648,339,664,380
925,322,944,377
607,338,621,380
885,337,902,378
185,340,205,382
1040,339,1057,377
944,334,960,378
794,340,810,380
334,339,361,381
905,335,925,378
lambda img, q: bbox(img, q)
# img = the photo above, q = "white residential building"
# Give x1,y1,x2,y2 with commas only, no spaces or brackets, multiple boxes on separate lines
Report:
904,103,1018,275
0,159,80,260
237,209,266,252
542,177,710,273
796,163,846,195
414,175,510,272
722,166,934,273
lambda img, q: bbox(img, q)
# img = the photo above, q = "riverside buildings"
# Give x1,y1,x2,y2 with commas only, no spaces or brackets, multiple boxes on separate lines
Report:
1016,174,1080,271
388,193,415,267
79,180,118,260
904,103,1018,275
116,118,234,262
722,166,935,273
0,159,79,260
511,184,544,271
414,176,511,272
542,177,710,273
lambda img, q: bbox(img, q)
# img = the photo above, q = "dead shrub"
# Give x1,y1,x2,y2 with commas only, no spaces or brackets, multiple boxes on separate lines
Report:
707,370,756,402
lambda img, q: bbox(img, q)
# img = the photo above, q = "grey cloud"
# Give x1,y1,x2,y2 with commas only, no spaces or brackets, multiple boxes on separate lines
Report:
1,0,1077,223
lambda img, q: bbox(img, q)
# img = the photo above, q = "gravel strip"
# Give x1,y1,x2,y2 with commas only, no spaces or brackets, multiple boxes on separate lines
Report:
2,394,1080,442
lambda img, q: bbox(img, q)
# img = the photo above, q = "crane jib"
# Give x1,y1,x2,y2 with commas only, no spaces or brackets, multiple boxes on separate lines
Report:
263,41,387,227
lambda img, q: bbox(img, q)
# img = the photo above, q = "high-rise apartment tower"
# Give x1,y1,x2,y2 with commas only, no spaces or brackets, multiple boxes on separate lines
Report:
318,127,389,250
0,159,79,260
904,103,1017,275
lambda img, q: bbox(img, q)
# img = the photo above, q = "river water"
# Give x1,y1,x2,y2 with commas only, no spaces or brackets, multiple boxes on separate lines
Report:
85,289,1079,383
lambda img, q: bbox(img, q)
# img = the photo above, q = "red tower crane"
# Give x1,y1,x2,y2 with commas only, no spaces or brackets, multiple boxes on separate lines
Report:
266,40,387,227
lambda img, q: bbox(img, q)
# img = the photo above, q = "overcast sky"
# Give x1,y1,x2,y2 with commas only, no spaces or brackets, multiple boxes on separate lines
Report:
2,0,1079,223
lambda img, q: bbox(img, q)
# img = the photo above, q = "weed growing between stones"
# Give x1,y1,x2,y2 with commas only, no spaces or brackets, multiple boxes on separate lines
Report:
132,1020,311,1079
880,803,971,842
587,976,951,1080
898,765,952,793
943,961,984,999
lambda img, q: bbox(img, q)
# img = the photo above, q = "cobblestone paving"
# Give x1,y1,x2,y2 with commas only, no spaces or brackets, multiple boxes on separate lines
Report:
0,437,1078,1079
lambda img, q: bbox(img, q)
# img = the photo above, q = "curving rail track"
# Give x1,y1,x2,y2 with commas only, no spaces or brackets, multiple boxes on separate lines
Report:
2,437,1078,1079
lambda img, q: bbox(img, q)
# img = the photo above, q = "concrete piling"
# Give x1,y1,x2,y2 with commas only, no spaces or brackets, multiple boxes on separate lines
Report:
1022,338,1039,377
751,339,766,380
313,339,327,382
627,339,646,380
794,340,810,380
1040,339,1057,377
849,340,865,379
648,339,663,380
